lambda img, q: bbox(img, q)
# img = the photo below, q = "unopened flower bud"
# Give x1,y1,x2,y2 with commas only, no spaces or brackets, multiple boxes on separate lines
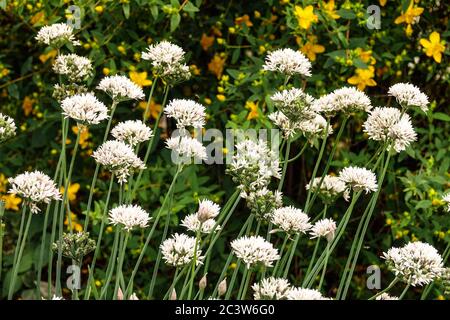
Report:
199,274,207,290
218,278,227,297
170,288,177,300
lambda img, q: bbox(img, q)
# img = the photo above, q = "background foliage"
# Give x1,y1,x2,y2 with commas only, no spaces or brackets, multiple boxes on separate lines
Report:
0,0,449,299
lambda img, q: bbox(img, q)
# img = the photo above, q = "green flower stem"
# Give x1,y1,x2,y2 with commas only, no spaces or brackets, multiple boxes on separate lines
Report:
113,231,129,300
142,77,158,123
225,260,241,300
211,214,254,298
0,201,4,282
284,141,308,164
83,101,118,230
278,139,291,192
318,241,330,291
339,149,392,300
126,165,182,299
368,277,399,300
84,174,115,300
398,282,411,300
55,127,81,295
187,227,202,299
237,268,250,300
272,234,289,277
302,191,363,287
130,85,169,201
8,208,32,300
12,206,26,279
99,227,120,299
163,267,186,300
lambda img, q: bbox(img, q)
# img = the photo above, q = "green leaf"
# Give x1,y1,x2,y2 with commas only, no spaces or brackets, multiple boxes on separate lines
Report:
353,58,368,69
415,200,432,210
150,5,159,20
433,112,450,122
183,1,199,12
170,13,181,32
337,9,356,19
123,3,130,19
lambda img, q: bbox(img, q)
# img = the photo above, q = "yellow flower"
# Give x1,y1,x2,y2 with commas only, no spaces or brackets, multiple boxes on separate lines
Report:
95,5,104,13
0,173,7,193
22,96,35,117
72,125,89,149
293,5,318,30
394,2,423,36
200,33,215,51
320,0,340,20
298,36,325,61
60,183,80,202
30,11,45,25
1,194,22,211
138,99,161,120
235,14,253,28
190,64,201,76
355,48,376,65
245,101,259,120
129,71,152,87
117,45,126,54
420,32,446,63
379,0,387,6
64,212,83,232
39,49,57,63
347,66,377,91
216,94,226,102
208,54,226,79
103,67,110,76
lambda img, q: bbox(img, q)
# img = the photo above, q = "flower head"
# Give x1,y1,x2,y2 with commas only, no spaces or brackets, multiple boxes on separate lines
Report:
61,93,109,125
268,111,297,139
363,107,417,153
252,277,291,300
97,75,145,101
51,232,96,263
164,99,206,129
36,23,80,47
382,241,444,286
181,213,220,234
141,41,190,84
263,48,312,77
297,114,333,139
111,120,153,147
388,83,429,112
196,199,221,222
376,293,399,300
53,54,93,82
339,166,378,196
92,140,146,184
8,171,61,213
306,175,347,204
166,136,207,162
420,32,446,63
108,204,150,231
242,187,283,220
442,193,450,212
0,113,16,142
270,88,316,122
286,288,329,300
160,233,204,267
310,218,337,242
293,5,318,30
231,235,280,268
270,206,311,235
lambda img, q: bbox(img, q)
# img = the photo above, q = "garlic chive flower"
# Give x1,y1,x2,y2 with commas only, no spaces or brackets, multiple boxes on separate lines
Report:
231,235,280,268
164,99,206,129
241,187,283,220
160,233,204,267
442,193,450,212
92,140,146,184
196,199,221,222
382,241,444,286
53,54,93,82
270,88,316,122
375,293,399,300
0,113,16,143
181,214,220,234
363,107,417,153
306,175,347,204
313,87,372,116
388,82,429,112
297,114,333,139
166,135,207,162
108,204,150,231
111,120,153,147
310,218,337,242
8,171,61,214
61,93,109,126
338,166,378,196
35,23,80,47
52,232,96,263
270,206,312,235
97,75,145,101
252,277,291,300
268,111,297,139
263,48,312,77
286,288,329,300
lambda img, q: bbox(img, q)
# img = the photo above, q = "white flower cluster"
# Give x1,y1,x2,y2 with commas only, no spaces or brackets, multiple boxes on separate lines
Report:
0,113,16,143
388,83,429,112
97,75,145,101
286,288,329,300
108,204,150,231
231,235,280,268
306,175,347,204
270,206,311,235
382,241,444,286
8,171,61,213
228,139,280,194
270,88,316,122
35,23,80,47
443,193,450,212
164,99,206,129
141,41,190,84
92,140,146,183
338,166,378,197
296,113,332,139
111,120,153,147
61,93,109,125
263,48,312,77
241,187,283,220
166,136,207,161
181,199,221,234
363,107,417,153
53,54,93,82
252,277,291,300
375,293,399,300
310,218,337,242
160,233,204,267
313,87,372,116
268,112,297,139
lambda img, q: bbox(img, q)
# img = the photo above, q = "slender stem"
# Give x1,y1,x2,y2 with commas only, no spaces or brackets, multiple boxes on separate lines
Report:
318,242,330,291
164,268,180,300
0,202,4,282
368,277,399,300
8,209,32,299
83,101,118,230
187,228,202,299
99,227,120,299
237,268,249,299
225,261,241,300
284,141,308,163
272,235,289,277
113,231,129,299
163,266,189,299
142,77,158,123
278,139,291,192
84,175,115,299
398,282,411,300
